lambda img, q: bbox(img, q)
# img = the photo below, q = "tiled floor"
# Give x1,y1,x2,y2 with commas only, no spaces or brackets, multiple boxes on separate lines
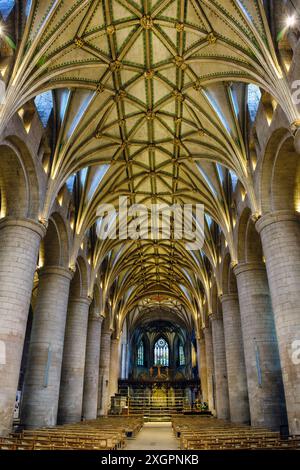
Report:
126,422,179,450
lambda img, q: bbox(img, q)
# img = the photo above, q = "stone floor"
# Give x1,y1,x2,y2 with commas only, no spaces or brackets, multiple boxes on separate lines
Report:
126,422,179,450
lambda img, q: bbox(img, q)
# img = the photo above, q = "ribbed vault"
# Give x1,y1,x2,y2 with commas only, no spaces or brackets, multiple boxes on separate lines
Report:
1,0,299,332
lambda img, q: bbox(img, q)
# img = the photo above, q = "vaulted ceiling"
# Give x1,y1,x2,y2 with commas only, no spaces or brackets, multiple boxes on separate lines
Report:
0,1,298,331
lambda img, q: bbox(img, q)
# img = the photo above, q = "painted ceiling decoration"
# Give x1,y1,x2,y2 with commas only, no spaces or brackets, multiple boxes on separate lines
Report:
0,1,298,333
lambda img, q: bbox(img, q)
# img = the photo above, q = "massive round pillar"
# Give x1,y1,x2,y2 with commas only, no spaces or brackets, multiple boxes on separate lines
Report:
234,262,287,430
0,218,45,435
221,294,250,423
97,329,112,416
108,338,121,403
211,312,230,420
58,297,91,424
203,325,215,413
197,336,208,403
82,313,104,420
257,211,300,435
21,266,73,428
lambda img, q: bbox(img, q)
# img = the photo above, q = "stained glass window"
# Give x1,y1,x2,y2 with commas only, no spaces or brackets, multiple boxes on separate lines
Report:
26,0,32,17
179,343,185,366
66,174,76,192
0,0,15,21
229,170,238,191
247,84,261,122
137,341,144,366
154,338,169,366
34,91,53,127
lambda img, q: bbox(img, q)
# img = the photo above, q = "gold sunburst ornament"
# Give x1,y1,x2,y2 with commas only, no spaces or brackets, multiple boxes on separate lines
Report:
106,25,116,35
140,15,153,29
207,32,217,44
144,69,154,80
175,22,184,32
74,37,84,48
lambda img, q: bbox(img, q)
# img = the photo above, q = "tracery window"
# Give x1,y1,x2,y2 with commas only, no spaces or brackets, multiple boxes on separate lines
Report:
34,91,53,127
26,0,32,17
66,174,76,192
229,170,238,191
154,338,169,366
247,84,262,122
179,343,185,366
137,341,144,366
0,0,15,21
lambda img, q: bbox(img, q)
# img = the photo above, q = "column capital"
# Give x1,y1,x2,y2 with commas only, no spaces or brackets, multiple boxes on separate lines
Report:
89,311,104,325
111,337,119,344
197,334,206,345
69,296,92,307
210,311,223,321
196,329,205,341
234,262,265,277
37,265,74,281
0,216,46,238
89,311,105,322
203,325,212,336
220,293,239,303
102,329,112,337
256,210,300,234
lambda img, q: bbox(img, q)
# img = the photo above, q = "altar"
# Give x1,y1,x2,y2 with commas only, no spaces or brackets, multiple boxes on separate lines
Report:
149,365,169,381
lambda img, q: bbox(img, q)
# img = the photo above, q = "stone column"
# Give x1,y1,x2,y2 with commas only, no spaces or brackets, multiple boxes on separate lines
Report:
108,338,120,404
234,262,287,430
221,294,250,424
21,266,73,428
98,329,111,416
257,211,300,435
184,342,192,380
204,325,215,413
196,337,201,377
82,313,104,420
58,296,91,424
0,218,45,436
211,312,230,420
197,337,208,403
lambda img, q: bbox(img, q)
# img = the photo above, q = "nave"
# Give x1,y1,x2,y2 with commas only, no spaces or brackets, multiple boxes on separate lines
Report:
1,0,300,454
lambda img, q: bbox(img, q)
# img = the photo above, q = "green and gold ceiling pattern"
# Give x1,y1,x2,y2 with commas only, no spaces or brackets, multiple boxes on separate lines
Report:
1,1,299,331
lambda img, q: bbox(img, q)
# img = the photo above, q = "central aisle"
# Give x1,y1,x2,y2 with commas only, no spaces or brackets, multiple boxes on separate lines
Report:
126,422,179,450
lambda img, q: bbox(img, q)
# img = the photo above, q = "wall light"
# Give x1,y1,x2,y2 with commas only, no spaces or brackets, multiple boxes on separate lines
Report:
286,15,296,28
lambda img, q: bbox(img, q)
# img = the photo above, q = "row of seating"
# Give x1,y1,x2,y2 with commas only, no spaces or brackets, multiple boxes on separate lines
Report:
172,416,300,450
0,416,144,451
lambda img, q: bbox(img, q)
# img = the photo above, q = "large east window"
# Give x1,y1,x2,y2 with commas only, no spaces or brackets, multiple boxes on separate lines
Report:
154,338,169,366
